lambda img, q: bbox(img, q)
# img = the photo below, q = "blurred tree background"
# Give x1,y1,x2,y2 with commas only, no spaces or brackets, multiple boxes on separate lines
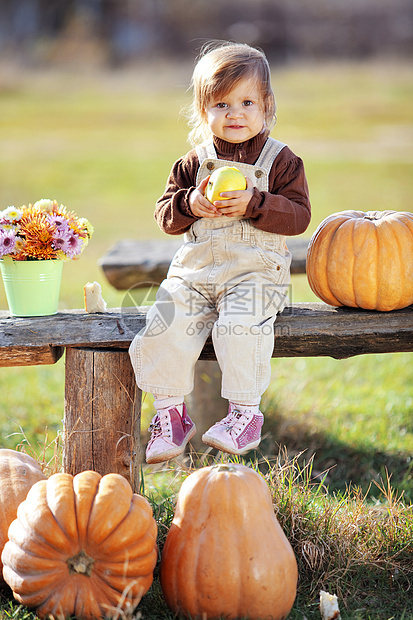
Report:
0,0,412,68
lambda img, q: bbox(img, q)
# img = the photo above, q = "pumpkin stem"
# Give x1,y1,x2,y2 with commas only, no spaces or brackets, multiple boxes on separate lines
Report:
214,464,237,473
67,550,95,577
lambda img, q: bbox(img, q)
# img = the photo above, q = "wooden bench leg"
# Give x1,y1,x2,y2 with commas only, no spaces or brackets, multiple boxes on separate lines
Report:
63,347,141,492
186,360,227,450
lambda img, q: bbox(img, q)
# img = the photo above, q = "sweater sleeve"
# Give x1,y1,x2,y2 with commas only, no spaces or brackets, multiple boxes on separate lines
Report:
154,152,199,235
244,147,311,236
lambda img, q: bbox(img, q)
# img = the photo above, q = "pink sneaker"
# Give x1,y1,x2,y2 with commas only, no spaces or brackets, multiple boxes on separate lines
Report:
145,403,196,464
202,403,264,455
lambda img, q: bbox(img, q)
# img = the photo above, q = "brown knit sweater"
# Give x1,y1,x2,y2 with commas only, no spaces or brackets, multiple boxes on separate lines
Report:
155,131,311,237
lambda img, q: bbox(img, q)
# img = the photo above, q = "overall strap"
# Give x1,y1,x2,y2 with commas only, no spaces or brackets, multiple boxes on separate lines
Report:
196,138,286,170
255,137,287,171
195,142,217,164
195,137,287,190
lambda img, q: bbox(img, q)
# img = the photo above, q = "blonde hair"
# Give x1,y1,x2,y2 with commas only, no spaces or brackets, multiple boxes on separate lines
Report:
186,41,276,146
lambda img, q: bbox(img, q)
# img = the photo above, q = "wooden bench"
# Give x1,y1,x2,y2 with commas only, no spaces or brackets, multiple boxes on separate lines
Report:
1,304,412,493
99,237,309,290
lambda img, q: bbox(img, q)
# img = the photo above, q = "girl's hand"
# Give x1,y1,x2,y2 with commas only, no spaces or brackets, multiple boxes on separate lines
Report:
189,177,222,218
211,177,254,217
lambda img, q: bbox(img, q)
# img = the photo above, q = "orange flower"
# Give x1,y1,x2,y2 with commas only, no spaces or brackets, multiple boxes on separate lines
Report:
19,212,57,259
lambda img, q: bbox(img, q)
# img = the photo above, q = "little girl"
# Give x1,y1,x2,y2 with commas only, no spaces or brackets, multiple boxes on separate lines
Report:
129,41,311,464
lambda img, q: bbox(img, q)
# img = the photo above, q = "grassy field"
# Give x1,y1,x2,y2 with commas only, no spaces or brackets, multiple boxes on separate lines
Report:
0,59,412,619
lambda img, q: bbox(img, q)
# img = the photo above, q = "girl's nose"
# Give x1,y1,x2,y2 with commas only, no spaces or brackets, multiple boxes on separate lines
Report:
226,105,243,118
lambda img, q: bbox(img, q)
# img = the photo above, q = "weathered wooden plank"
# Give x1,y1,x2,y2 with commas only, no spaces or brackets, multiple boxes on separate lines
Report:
0,303,412,360
185,359,227,449
63,348,94,473
270,304,413,359
130,383,142,493
63,348,141,491
0,309,137,350
99,237,309,290
0,345,63,367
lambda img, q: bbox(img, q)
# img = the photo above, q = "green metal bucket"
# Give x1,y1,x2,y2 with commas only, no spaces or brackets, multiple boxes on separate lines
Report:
0,258,63,317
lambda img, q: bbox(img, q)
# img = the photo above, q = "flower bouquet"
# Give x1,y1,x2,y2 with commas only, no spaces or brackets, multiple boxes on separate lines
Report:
0,199,93,316
0,199,93,261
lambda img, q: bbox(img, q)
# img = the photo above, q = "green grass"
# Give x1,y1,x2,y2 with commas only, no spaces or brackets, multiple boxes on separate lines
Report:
136,454,413,619
0,59,412,619
1,454,412,619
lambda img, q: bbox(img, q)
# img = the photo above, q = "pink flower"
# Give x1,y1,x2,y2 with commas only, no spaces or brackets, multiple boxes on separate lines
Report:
64,233,84,259
0,229,17,257
48,214,71,233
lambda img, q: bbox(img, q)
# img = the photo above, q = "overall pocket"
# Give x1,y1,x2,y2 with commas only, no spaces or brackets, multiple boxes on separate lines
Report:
171,237,211,271
254,243,289,283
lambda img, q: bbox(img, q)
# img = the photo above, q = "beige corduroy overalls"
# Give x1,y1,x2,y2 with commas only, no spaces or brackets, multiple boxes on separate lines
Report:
129,137,292,404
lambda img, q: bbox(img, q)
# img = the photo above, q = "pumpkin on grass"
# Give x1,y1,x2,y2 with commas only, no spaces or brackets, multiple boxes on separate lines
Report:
0,449,46,580
160,463,297,620
306,210,413,311
1,470,157,620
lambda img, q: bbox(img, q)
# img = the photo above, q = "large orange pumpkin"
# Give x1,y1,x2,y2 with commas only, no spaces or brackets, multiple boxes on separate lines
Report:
1,470,157,620
160,463,298,620
0,449,46,580
306,210,413,311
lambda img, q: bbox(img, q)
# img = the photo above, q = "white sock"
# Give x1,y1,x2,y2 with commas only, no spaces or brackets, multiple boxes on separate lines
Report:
153,395,184,412
230,401,261,416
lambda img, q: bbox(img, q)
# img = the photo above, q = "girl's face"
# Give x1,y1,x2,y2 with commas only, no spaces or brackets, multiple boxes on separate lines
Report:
205,77,265,144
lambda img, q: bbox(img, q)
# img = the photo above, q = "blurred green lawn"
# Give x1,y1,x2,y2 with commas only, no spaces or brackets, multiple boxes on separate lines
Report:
0,60,412,498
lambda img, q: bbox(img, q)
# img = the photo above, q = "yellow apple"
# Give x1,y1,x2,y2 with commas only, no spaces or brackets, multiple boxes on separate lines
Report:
205,166,247,206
